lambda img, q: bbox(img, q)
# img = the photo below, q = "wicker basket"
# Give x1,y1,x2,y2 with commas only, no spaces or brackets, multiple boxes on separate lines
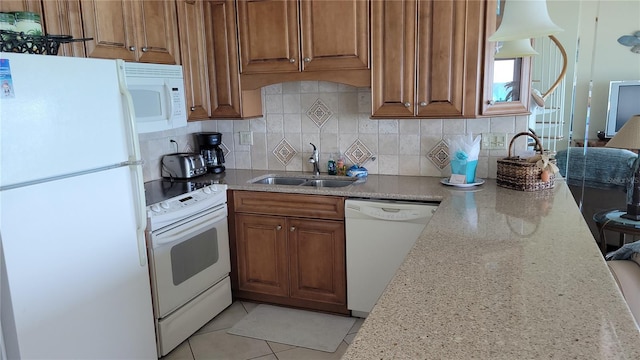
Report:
496,131,555,191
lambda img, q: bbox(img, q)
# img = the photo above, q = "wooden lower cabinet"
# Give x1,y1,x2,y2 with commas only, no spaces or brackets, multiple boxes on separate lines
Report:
230,191,348,314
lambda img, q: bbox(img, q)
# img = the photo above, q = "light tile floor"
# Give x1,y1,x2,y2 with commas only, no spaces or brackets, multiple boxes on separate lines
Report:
162,301,364,360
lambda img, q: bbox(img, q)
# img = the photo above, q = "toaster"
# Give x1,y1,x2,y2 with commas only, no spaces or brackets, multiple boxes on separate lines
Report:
161,153,207,179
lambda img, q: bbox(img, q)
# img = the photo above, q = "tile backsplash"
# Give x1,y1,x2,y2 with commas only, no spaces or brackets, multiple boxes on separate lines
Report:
139,81,529,183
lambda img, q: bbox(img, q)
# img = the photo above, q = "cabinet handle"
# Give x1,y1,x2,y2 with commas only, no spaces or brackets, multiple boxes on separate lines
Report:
190,106,196,111
186,0,196,4
129,46,136,51
289,58,296,63
303,57,311,62
276,225,282,230
419,102,427,107
290,226,295,232
404,102,411,108
141,47,148,52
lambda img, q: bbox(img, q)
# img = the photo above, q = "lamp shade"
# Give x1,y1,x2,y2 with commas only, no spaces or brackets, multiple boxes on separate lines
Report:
606,115,640,149
495,39,539,58
488,0,563,42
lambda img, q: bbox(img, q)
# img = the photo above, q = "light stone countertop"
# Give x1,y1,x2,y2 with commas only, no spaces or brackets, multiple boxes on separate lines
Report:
211,169,640,359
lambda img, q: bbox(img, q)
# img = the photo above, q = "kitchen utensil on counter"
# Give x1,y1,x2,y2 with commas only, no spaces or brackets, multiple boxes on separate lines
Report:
197,132,225,174
161,153,207,179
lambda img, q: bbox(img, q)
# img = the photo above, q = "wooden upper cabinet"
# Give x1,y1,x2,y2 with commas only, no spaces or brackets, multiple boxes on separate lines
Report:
371,0,416,118
41,1,86,57
372,0,484,118
0,0,86,57
177,0,262,120
480,0,531,116
0,0,42,14
299,0,369,71
237,0,300,74
237,0,369,74
177,0,210,120
81,0,180,64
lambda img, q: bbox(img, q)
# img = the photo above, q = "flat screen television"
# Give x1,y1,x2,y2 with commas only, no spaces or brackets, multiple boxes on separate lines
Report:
605,80,640,138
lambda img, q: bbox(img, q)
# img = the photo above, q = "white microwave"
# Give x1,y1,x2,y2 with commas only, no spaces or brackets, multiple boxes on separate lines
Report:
123,62,187,134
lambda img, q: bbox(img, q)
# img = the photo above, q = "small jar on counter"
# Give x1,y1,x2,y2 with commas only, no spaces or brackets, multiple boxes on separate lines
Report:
0,12,16,32
13,11,42,36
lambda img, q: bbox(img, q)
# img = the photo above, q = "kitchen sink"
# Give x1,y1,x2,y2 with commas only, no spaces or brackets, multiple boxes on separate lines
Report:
250,176,359,188
300,179,357,188
251,177,307,185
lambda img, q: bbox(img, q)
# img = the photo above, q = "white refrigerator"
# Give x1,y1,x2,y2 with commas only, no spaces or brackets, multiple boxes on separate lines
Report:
0,53,157,359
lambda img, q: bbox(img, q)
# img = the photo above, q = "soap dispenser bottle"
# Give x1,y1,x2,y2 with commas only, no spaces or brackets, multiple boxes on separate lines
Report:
328,153,337,175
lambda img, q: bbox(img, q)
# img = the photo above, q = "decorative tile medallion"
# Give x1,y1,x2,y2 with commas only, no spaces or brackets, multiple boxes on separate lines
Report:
345,139,373,166
427,139,450,170
220,142,230,157
306,98,333,128
273,138,297,166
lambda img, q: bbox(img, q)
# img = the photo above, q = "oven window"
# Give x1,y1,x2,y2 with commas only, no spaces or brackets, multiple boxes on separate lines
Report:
170,228,219,285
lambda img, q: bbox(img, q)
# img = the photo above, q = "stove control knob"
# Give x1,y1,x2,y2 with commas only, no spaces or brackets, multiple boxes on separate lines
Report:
203,186,212,194
160,201,170,209
150,204,161,212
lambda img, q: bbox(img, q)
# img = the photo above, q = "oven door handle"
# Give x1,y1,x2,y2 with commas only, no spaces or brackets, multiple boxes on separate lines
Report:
154,209,227,246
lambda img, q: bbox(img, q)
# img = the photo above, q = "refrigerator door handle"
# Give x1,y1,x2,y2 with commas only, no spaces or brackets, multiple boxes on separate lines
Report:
116,60,142,162
117,59,148,267
131,163,148,266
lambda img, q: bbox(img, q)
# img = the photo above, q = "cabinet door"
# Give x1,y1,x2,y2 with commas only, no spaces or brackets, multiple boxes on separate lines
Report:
481,0,531,116
237,0,300,74
299,0,369,72
416,0,482,118
177,0,210,120
133,0,180,64
235,214,289,297
41,0,86,57
0,0,42,14
371,0,416,117
81,0,137,61
204,0,245,118
289,218,346,306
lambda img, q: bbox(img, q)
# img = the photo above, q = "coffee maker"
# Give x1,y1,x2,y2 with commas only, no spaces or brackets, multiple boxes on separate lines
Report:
196,132,225,174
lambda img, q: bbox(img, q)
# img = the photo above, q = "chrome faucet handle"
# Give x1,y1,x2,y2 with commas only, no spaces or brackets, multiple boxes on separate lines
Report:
309,143,320,175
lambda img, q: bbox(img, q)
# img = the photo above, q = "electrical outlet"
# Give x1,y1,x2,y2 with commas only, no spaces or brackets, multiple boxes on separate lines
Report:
239,131,253,145
481,133,507,150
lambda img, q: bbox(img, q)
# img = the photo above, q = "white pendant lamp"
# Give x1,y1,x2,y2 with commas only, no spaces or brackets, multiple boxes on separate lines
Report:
495,39,539,58
489,0,563,42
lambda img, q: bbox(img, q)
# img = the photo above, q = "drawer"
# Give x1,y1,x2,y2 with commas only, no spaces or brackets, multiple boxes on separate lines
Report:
233,191,344,220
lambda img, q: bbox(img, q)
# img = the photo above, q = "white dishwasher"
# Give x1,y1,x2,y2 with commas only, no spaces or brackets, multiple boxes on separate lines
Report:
345,199,438,317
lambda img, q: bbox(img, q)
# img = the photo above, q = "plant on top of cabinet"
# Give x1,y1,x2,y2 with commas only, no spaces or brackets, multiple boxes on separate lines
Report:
236,0,370,90
81,0,180,64
371,0,484,118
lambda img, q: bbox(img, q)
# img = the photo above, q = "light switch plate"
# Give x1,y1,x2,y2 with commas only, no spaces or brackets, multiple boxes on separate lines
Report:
481,133,507,150
239,131,253,145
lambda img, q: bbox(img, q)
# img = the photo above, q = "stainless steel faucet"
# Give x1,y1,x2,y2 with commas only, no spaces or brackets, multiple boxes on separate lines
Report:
308,143,320,176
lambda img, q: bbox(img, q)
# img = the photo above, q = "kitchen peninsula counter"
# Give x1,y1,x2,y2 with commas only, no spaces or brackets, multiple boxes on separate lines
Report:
213,170,640,359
